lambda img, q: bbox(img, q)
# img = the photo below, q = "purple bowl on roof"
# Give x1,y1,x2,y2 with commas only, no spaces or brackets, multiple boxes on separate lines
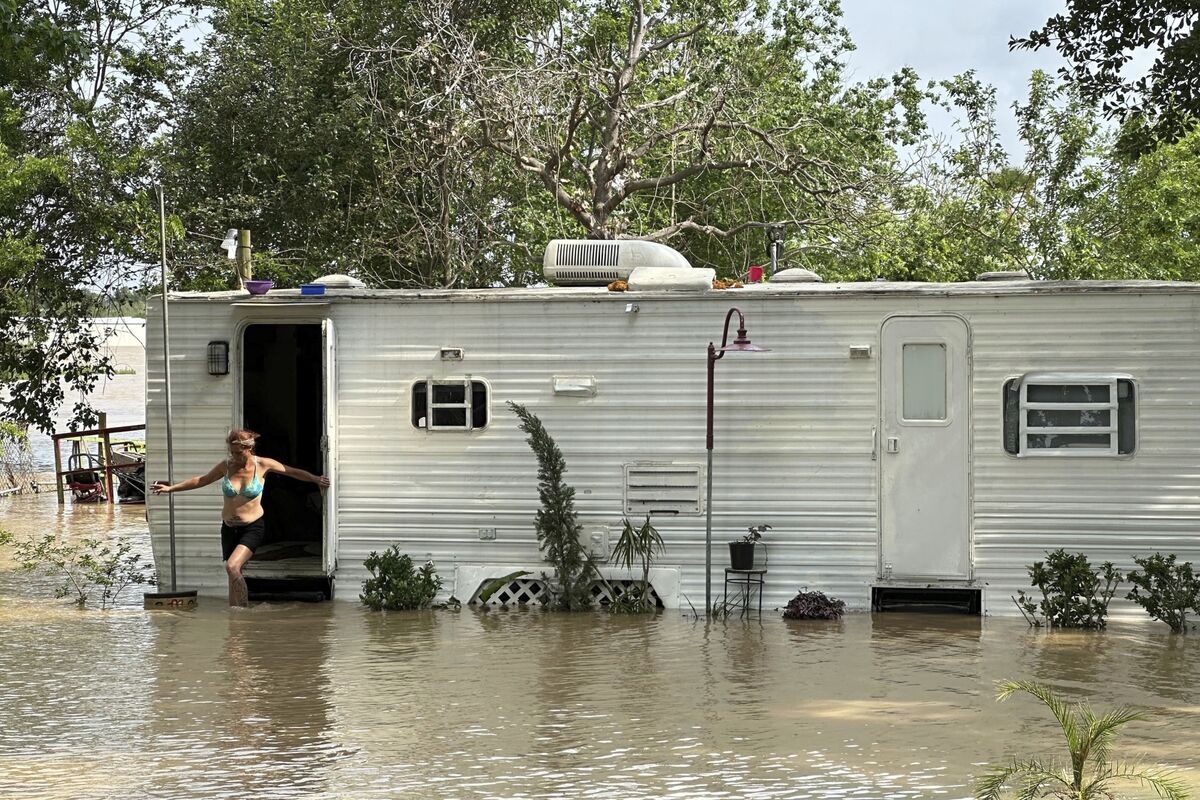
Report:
244,280,274,295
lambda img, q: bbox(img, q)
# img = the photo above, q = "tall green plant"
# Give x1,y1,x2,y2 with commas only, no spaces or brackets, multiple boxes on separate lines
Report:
610,516,665,613
507,401,594,611
975,680,1189,800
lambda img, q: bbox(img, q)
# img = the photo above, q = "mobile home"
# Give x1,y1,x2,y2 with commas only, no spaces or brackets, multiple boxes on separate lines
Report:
146,247,1200,614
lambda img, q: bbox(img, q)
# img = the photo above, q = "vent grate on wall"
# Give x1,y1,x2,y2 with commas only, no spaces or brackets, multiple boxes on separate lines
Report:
470,578,662,608
624,464,702,515
555,241,620,267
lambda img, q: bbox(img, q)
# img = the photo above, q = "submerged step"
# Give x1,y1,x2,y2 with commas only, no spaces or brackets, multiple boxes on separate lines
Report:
871,585,981,614
246,576,333,603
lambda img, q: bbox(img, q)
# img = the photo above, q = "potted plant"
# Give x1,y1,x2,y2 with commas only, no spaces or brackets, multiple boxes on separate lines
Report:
729,524,770,570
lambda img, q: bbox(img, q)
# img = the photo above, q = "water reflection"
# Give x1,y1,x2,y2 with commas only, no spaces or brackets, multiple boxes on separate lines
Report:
1,488,1198,798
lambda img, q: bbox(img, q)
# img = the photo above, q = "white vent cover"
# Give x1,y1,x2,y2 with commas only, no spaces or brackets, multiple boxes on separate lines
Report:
543,239,691,286
771,267,824,283
313,273,366,288
624,463,702,515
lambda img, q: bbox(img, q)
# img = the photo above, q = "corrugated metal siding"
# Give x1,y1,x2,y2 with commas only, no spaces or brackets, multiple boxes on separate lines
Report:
144,297,241,591
145,288,1200,616
968,294,1200,616
329,297,879,610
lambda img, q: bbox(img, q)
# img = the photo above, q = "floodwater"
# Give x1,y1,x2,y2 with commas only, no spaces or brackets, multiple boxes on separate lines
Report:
24,344,146,471
1,492,1198,799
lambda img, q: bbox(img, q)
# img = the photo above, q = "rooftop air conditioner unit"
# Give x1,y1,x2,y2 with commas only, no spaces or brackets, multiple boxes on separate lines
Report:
542,239,691,286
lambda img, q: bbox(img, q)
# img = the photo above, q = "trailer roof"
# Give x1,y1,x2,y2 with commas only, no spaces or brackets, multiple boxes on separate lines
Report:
164,278,1200,304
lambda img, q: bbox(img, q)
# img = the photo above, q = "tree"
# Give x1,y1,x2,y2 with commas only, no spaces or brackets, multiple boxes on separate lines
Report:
975,680,1189,800
467,0,927,273
1011,1,1200,153
0,0,197,431
167,0,558,289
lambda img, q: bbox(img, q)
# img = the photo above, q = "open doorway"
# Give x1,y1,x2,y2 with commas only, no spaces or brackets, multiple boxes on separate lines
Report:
241,323,326,586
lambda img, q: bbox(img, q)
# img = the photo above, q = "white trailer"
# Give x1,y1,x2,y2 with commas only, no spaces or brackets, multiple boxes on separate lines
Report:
145,254,1200,614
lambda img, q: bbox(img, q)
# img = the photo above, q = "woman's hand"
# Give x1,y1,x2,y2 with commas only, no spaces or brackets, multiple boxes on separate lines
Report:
316,475,331,490
151,481,172,495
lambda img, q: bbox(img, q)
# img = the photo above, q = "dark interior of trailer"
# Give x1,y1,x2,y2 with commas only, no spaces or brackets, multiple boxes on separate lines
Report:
241,323,325,575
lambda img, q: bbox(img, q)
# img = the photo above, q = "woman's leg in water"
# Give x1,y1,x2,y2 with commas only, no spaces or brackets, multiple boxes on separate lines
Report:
225,544,253,606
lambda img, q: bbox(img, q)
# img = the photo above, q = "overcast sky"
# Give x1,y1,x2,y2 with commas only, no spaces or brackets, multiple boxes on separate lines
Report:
839,0,1068,158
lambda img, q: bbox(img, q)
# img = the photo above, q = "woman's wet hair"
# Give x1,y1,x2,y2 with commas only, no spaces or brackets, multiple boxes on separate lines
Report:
226,428,261,448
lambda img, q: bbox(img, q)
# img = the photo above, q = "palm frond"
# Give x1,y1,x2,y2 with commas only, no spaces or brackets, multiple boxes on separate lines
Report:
975,761,1021,800
997,680,1082,754
1084,706,1145,764
974,758,1069,800
1106,761,1193,800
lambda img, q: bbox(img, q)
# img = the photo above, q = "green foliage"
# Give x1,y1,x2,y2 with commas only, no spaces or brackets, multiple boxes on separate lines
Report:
975,679,1190,800
1015,549,1121,629
609,516,665,613
507,401,594,611
1125,553,1200,633
0,530,154,609
359,546,442,611
1011,0,1200,153
0,0,196,431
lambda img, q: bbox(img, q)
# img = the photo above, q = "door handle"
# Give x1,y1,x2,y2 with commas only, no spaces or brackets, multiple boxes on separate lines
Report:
871,427,878,461
886,436,900,454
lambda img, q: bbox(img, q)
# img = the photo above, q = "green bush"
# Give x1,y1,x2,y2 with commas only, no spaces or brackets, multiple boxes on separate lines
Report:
0,530,154,608
1014,549,1120,629
360,546,442,611
1126,553,1200,633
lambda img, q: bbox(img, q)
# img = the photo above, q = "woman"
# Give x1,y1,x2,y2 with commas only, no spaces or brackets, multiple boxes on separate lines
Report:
151,428,331,606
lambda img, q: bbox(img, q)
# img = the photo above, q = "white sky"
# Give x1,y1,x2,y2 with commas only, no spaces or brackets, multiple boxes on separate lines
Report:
839,0,1067,158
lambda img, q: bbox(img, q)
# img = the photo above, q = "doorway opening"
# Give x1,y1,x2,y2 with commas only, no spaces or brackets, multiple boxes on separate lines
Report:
241,323,325,581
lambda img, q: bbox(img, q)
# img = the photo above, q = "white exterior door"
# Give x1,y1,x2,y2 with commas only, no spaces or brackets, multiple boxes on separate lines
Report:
880,316,970,580
322,319,338,577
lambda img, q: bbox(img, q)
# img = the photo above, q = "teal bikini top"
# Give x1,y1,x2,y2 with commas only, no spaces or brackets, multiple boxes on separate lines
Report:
222,457,264,499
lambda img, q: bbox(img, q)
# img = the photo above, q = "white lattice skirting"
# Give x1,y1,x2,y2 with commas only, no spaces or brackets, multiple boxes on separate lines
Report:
455,566,681,609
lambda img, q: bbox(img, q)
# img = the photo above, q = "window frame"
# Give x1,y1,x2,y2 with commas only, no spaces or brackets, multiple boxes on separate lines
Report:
411,377,490,432
1003,372,1137,458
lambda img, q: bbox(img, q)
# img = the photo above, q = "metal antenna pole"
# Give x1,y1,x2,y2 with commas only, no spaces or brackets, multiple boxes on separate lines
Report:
159,186,178,592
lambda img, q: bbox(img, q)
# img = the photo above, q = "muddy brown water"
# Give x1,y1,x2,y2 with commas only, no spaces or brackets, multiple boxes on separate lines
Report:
2,491,1199,799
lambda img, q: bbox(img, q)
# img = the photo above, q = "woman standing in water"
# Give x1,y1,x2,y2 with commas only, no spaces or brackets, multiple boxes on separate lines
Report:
151,428,331,606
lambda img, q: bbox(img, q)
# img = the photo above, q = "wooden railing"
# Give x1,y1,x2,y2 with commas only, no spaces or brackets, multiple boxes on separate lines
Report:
51,413,146,505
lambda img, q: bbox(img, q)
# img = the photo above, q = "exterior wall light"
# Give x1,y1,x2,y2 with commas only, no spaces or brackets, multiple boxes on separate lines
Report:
207,341,229,375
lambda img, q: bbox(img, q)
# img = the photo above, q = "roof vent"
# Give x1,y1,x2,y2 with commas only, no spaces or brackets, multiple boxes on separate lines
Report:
313,273,366,288
543,239,691,286
770,267,824,283
976,271,1029,282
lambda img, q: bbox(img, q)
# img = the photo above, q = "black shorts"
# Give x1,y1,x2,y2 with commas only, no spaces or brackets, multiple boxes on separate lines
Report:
221,517,267,560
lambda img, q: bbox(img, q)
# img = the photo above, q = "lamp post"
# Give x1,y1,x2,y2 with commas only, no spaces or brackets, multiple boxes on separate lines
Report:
706,307,769,615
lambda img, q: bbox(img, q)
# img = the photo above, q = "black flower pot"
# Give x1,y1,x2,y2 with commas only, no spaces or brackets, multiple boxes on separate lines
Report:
729,541,755,570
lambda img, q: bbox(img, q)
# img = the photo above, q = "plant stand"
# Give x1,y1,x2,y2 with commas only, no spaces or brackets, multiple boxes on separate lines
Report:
723,568,766,618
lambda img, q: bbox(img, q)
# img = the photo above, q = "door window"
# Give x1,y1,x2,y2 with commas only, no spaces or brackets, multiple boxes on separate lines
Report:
902,343,947,421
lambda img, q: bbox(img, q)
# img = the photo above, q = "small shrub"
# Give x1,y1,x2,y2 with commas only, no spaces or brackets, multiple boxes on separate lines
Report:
1014,549,1121,629
782,589,845,620
1126,553,1200,633
360,546,442,611
0,530,154,608
609,516,665,613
